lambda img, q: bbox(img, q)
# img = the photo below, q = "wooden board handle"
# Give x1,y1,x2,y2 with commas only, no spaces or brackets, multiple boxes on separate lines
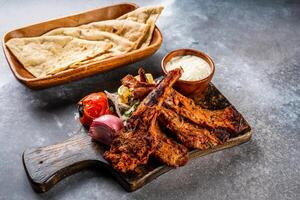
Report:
22,134,109,193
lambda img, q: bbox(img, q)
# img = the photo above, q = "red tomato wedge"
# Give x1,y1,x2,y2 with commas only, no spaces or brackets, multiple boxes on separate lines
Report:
78,92,111,127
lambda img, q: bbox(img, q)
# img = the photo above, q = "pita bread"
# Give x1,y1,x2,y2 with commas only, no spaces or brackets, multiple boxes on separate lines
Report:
118,6,164,48
6,36,112,77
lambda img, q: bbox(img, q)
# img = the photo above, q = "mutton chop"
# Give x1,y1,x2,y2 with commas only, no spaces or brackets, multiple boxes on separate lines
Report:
159,107,222,150
122,71,249,137
164,89,249,137
104,69,182,173
152,122,189,167
122,68,189,167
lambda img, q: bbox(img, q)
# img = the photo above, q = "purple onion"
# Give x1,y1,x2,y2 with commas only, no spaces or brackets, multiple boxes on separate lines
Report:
89,114,123,145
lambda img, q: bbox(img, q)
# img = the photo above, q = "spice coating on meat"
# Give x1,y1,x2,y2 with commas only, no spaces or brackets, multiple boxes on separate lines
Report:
104,108,158,172
105,68,250,173
164,89,249,136
104,69,182,173
121,75,249,137
152,122,189,167
159,107,222,150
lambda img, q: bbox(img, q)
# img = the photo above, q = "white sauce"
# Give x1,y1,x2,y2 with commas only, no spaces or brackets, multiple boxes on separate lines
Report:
165,55,211,81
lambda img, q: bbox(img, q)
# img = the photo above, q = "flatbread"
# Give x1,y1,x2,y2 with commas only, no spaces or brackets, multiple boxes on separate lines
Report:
70,51,117,67
6,36,112,77
46,29,134,67
45,20,149,50
46,28,135,53
6,6,163,77
118,5,164,48
75,6,164,65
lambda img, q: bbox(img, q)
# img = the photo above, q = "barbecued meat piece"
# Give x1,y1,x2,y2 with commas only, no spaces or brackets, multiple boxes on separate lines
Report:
121,74,155,89
121,69,155,100
152,122,188,167
121,74,248,136
164,89,249,136
159,107,222,150
104,69,182,173
138,68,147,83
104,108,158,172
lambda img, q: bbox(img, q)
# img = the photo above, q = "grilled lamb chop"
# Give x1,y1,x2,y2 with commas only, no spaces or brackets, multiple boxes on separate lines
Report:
104,69,182,173
152,122,188,167
121,72,248,137
164,90,249,136
159,107,222,150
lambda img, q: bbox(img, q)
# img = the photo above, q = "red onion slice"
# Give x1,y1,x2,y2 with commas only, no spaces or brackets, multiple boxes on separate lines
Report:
89,114,123,146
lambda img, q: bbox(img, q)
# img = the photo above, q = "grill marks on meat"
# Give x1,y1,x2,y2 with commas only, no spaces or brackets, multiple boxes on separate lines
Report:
159,107,222,150
152,122,188,167
104,69,182,173
164,89,249,136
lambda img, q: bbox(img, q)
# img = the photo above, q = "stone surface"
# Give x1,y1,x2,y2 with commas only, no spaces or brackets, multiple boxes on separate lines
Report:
0,0,299,199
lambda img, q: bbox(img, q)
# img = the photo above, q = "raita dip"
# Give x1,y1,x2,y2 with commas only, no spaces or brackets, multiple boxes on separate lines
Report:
165,55,211,81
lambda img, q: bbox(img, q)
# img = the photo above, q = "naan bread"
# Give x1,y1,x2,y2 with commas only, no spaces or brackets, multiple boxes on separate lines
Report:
6,36,112,77
70,51,118,67
45,20,149,50
46,29,135,67
118,6,164,48
6,5,163,77
46,28,135,53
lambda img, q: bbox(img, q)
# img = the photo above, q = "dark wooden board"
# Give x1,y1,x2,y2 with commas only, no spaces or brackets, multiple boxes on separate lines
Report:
23,83,252,192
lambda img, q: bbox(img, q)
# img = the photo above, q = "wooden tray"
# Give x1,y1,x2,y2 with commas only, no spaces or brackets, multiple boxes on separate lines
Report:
2,3,163,89
22,83,252,193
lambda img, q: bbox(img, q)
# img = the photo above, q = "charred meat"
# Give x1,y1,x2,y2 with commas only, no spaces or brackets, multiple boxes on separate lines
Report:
121,73,249,136
159,107,222,150
152,122,189,167
121,69,156,101
164,89,249,136
104,69,182,173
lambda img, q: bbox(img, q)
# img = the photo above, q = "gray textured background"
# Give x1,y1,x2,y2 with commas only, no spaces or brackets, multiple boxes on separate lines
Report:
0,0,299,199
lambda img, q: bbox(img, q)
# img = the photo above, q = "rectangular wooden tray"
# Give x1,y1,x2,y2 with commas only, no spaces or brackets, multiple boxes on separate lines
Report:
2,3,163,89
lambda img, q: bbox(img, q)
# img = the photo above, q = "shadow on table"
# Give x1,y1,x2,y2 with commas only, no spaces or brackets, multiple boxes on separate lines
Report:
129,138,263,199
38,167,125,199
18,55,164,109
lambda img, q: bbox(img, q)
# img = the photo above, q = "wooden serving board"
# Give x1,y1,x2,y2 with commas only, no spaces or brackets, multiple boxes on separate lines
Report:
23,83,251,192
